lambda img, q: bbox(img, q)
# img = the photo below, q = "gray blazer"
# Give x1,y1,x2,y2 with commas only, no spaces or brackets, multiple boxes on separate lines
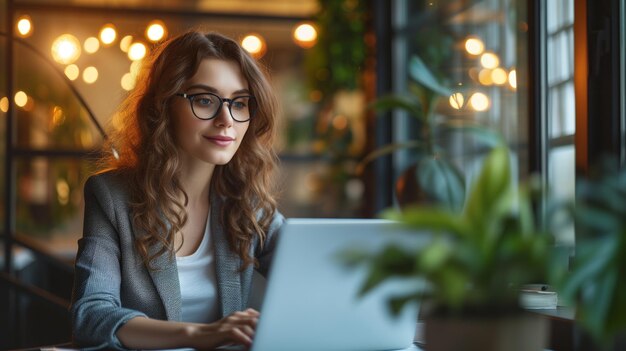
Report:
70,171,284,350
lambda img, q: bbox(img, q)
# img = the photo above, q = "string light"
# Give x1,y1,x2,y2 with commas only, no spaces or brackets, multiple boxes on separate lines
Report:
83,66,99,84
241,34,266,58
84,37,100,54
99,24,117,45
509,69,517,90
449,92,465,110
51,34,81,64
464,37,484,56
14,91,28,107
293,23,317,48
64,64,80,81
480,52,500,69
146,20,167,42
128,42,147,61
16,15,33,37
469,92,490,112
120,35,133,53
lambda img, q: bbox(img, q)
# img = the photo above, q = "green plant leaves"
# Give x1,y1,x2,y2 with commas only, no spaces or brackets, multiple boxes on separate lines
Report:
463,146,513,236
416,156,466,212
409,55,452,97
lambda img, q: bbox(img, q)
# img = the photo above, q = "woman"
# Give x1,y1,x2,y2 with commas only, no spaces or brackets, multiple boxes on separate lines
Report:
71,31,284,350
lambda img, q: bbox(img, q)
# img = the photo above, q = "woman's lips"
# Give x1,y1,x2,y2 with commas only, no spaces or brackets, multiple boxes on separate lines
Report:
204,135,234,146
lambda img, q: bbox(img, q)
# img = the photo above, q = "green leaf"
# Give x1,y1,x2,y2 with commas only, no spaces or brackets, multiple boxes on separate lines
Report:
408,55,452,97
438,121,505,149
386,207,466,237
463,146,513,233
418,240,452,273
416,157,466,212
368,95,424,122
388,292,422,316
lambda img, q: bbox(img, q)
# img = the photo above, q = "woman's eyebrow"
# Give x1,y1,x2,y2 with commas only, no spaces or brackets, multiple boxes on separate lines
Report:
186,84,251,95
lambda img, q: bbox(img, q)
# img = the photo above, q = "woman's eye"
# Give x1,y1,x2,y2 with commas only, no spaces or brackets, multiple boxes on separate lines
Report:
198,98,212,106
231,101,246,109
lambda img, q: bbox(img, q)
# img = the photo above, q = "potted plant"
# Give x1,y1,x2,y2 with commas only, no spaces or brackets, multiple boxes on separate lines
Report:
359,54,501,211
346,146,555,350
556,165,626,350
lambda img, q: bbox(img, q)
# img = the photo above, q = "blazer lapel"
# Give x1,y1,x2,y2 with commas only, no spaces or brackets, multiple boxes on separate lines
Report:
147,235,182,321
211,193,244,316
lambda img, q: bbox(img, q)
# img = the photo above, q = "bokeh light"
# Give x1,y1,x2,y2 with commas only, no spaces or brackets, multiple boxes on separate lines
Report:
480,52,500,69
84,37,100,54
469,92,490,112
293,23,317,48
121,73,136,91
99,24,117,45
0,97,9,113
14,91,28,107
509,69,517,90
51,34,81,64
491,68,508,85
16,15,33,37
464,37,484,56
120,35,133,53
449,92,465,110
64,64,80,81
241,34,266,58
83,66,98,84
146,20,167,42
128,42,147,61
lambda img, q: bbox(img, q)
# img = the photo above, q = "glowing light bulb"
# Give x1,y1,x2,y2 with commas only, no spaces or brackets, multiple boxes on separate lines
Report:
83,66,98,84
120,35,133,53
491,68,508,85
241,34,266,58
469,92,490,112
449,92,465,110
100,24,117,45
146,20,167,42
128,42,147,61
16,15,33,37
14,91,28,107
293,23,317,48
464,37,484,56
64,64,80,81
51,34,81,64
84,37,100,54
121,73,136,91
509,69,517,90
480,52,500,69
0,97,9,113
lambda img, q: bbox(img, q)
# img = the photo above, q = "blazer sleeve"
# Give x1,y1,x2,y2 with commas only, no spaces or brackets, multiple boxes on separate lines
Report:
256,210,285,277
70,175,147,350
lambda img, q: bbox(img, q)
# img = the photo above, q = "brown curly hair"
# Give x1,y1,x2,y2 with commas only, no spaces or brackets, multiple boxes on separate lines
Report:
101,31,279,269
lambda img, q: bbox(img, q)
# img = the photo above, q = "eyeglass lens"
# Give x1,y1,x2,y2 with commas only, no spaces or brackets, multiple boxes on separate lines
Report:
191,93,257,121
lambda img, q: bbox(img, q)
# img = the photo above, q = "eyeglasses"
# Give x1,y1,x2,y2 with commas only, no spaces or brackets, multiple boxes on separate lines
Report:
175,92,257,122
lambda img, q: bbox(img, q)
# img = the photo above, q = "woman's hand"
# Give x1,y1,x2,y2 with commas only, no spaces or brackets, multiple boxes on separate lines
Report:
191,308,260,349
116,308,261,350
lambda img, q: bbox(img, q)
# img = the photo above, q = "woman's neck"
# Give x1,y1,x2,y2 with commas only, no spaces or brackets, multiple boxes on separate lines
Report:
179,161,215,206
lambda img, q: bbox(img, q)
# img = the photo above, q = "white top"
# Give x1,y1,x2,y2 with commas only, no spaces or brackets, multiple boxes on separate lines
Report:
176,213,220,324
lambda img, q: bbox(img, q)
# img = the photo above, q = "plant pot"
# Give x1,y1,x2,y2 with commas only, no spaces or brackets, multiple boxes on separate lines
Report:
424,312,549,351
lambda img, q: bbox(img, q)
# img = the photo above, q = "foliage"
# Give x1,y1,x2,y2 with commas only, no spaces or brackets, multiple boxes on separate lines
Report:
360,55,501,212
307,0,367,101
556,165,626,345
346,147,553,316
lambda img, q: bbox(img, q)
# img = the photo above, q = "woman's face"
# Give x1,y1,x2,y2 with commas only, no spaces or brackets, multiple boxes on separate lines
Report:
171,58,251,167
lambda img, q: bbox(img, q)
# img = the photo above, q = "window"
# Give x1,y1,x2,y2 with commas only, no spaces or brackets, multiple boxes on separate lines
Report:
545,0,575,246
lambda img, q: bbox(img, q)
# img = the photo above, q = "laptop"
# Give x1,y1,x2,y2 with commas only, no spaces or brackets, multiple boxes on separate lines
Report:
250,218,429,351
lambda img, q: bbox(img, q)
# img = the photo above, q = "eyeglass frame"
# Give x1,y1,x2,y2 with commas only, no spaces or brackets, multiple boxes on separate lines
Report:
175,92,257,122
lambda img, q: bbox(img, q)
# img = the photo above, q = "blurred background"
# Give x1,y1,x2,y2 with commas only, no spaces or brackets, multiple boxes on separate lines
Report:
1,0,623,348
